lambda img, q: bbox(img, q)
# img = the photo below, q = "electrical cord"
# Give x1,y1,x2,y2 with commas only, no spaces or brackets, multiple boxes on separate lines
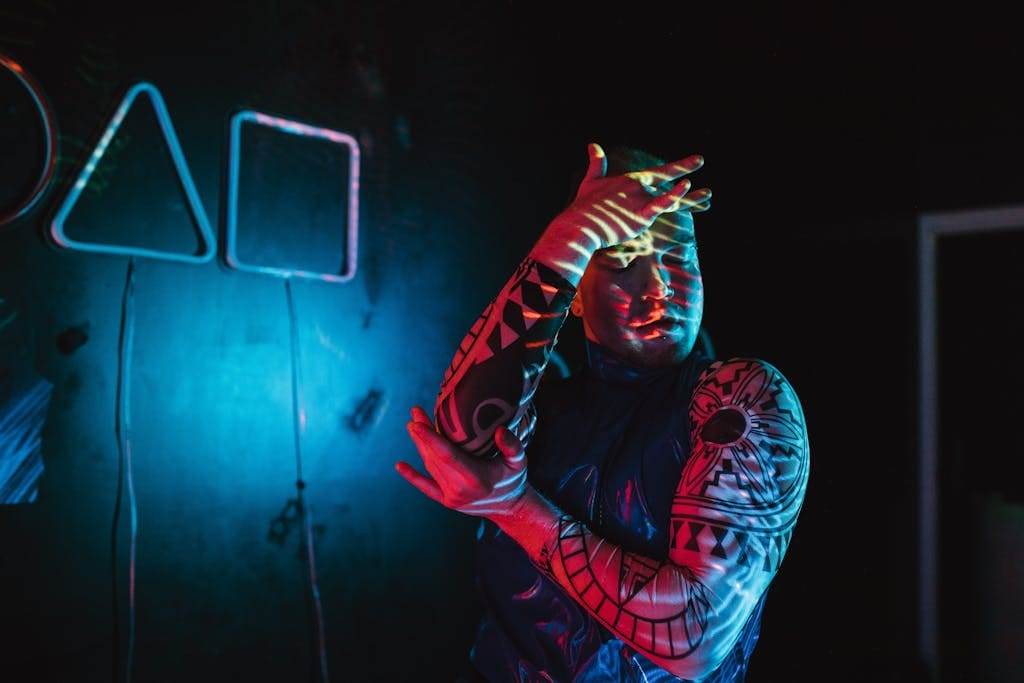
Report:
109,265,329,682
112,257,138,683
285,277,330,683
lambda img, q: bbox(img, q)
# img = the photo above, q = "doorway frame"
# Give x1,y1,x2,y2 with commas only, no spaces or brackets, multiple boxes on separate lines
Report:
917,205,1024,680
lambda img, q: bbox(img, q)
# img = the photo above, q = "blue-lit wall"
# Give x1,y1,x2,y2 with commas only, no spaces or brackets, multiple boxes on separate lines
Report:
0,4,548,679
2,235,502,679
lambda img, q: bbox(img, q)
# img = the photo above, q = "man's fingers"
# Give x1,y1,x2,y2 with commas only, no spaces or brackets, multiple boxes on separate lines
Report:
652,154,704,180
410,405,433,427
583,142,607,183
675,188,712,211
645,186,712,218
671,178,692,195
394,461,445,504
408,421,459,459
689,198,712,213
494,426,522,458
627,154,704,187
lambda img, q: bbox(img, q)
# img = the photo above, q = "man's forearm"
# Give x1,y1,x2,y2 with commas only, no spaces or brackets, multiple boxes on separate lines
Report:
432,231,589,458
489,484,564,563
525,225,600,288
489,484,719,680
494,358,812,680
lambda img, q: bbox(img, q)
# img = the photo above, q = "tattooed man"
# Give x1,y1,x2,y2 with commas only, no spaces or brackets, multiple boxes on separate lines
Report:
396,144,810,682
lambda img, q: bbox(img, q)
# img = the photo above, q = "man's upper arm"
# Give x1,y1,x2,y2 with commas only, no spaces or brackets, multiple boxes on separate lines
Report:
513,357,808,680
668,357,810,669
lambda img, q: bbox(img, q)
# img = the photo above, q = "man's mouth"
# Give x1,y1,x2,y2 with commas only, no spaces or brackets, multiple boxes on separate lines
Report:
634,316,684,341
642,317,679,327
629,309,683,328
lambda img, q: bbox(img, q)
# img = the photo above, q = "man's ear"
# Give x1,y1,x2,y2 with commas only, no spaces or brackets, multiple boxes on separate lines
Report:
570,292,584,317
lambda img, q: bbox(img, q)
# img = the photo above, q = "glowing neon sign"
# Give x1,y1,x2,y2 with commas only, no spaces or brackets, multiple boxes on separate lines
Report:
48,82,216,264
0,54,59,227
225,110,360,282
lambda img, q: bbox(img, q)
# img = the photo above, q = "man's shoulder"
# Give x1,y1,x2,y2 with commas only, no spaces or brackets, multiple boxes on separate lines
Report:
691,357,806,439
681,356,810,518
695,357,801,403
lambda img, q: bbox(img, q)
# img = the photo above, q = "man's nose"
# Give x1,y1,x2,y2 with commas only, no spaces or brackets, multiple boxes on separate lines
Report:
641,260,674,301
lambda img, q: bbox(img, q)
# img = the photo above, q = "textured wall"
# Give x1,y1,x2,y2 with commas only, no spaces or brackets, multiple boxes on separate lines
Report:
0,3,519,679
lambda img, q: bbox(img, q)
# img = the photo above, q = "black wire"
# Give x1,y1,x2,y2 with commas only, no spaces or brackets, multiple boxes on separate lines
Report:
109,266,327,682
111,256,137,683
284,277,329,682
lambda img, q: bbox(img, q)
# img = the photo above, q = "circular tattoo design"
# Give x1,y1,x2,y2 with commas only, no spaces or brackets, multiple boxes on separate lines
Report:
686,358,807,508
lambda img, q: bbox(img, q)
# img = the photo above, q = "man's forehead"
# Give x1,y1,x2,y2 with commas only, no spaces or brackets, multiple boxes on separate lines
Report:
605,216,696,256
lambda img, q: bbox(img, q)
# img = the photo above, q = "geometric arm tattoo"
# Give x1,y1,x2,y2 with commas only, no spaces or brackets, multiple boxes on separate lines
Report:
433,256,576,459
532,358,809,680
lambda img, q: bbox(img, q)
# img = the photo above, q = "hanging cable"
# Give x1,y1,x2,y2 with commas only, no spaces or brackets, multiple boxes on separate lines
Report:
111,256,138,683
107,264,328,682
284,277,330,683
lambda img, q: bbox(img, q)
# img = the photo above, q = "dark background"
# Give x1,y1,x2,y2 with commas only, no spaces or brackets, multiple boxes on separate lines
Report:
1,2,1022,681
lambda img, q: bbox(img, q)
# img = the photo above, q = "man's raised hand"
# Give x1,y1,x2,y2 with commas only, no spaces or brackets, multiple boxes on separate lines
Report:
555,143,710,252
530,143,710,285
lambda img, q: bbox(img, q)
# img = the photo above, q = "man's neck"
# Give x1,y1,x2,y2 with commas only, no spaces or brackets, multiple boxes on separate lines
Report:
582,337,680,384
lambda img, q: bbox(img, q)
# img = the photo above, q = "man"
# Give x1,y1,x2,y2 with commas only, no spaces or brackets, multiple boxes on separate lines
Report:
396,144,810,681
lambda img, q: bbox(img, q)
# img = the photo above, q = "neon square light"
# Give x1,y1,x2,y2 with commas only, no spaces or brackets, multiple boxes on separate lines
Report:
225,111,360,283
49,82,216,264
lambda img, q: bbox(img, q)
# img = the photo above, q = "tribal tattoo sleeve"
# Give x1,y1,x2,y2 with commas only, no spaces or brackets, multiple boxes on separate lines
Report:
433,255,577,459
529,358,810,680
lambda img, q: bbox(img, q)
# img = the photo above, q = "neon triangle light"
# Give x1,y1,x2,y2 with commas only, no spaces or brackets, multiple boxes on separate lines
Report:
49,82,216,264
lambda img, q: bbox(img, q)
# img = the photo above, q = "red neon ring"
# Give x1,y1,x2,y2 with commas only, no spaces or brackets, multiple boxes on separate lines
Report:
0,54,59,227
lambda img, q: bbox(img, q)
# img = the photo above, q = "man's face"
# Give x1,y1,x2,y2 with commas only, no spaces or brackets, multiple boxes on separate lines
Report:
573,211,703,368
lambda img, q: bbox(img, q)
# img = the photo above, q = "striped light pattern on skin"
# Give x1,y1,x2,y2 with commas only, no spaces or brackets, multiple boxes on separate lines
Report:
531,146,710,290
585,217,703,351
48,82,216,264
225,110,360,283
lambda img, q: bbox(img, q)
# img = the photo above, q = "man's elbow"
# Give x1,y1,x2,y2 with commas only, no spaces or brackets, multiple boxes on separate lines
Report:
660,617,737,681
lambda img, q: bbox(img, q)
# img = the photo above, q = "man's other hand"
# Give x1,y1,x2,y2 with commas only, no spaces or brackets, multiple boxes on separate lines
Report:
396,406,528,518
